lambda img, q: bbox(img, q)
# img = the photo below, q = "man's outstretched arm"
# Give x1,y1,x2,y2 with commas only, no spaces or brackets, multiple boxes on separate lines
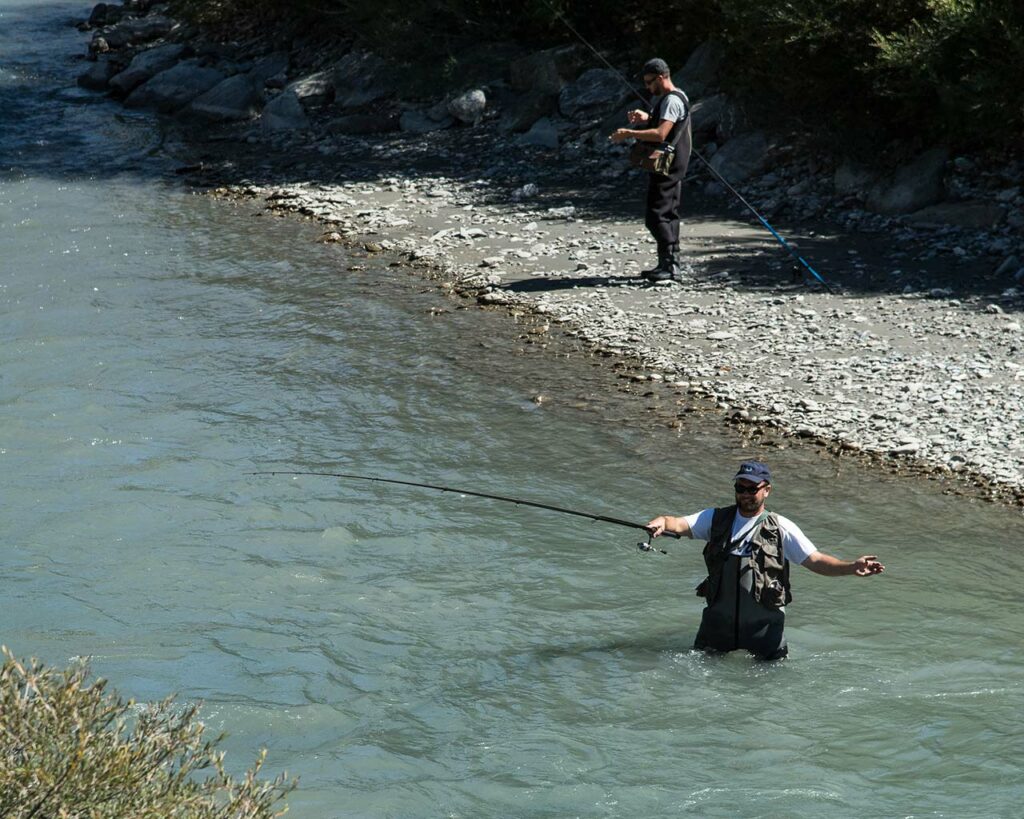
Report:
802,552,885,577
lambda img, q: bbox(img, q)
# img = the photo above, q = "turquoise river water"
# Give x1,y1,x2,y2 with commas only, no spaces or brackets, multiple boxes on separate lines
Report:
2,3,1023,816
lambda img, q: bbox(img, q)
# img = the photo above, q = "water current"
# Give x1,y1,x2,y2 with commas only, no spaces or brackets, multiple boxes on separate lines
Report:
2,3,1023,816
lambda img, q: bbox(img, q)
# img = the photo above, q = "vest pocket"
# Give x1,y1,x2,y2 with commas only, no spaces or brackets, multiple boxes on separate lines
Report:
760,578,787,609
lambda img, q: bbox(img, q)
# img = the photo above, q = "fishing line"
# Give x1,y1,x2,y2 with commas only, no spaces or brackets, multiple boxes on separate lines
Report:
251,470,680,554
534,0,832,290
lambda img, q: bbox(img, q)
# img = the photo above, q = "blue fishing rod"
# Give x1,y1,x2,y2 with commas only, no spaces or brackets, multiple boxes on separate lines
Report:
251,470,680,554
537,0,832,291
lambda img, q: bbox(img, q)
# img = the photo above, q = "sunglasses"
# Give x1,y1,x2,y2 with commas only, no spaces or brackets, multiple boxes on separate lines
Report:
734,482,766,494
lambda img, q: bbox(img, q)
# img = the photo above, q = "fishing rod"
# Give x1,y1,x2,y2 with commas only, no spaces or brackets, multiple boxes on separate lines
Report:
535,0,832,291
251,470,680,553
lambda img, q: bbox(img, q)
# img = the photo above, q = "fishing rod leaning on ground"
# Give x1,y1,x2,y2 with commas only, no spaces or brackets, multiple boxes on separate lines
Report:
536,0,833,292
251,470,681,554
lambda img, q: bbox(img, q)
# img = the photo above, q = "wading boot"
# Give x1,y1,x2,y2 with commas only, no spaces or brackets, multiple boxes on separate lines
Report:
645,244,679,283
641,245,668,280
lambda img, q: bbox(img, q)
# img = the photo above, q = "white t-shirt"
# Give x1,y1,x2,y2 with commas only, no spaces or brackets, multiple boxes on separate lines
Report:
683,508,817,565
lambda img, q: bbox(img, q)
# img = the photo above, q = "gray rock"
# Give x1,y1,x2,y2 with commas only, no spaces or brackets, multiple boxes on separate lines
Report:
906,200,1005,229
448,88,486,124
518,117,559,149
332,51,396,109
509,45,583,94
87,2,123,28
677,41,723,97
100,15,175,50
558,68,626,120
995,255,1020,276
866,147,949,214
261,89,309,131
108,43,187,96
125,61,226,113
400,109,453,133
287,70,333,108
329,113,395,134
77,57,117,91
248,51,289,88
834,160,877,197
688,93,729,140
499,89,558,132
185,74,261,122
708,131,769,183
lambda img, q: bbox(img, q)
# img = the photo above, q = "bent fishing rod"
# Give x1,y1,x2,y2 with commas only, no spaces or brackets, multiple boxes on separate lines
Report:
536,0,832,291
251,470,679,553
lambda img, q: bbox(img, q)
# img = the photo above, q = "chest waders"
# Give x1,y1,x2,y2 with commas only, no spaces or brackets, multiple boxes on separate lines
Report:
694,506,790,661
644,90,692,281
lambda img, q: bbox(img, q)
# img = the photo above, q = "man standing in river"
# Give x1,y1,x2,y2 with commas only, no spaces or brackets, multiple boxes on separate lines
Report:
646,460,884,660
609,57,691,282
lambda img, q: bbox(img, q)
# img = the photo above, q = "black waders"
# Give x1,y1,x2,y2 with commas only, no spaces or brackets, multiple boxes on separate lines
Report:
694,554,789,661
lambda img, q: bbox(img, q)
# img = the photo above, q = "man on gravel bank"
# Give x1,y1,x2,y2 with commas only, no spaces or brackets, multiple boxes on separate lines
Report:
609,57,692,282
646,460,884,660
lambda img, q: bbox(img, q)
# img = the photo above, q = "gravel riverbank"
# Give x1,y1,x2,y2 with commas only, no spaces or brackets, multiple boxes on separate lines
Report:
71,4,1024,510
205,134,1024,510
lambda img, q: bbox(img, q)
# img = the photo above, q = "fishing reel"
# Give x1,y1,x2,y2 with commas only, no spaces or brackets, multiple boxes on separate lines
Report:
637,532,668,555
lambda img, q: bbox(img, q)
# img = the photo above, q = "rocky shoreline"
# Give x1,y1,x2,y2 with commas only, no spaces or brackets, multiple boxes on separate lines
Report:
72,2,1024,509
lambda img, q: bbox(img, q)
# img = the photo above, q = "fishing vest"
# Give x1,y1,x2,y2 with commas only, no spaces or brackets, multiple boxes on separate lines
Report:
653,90,692,174
699,505,792,609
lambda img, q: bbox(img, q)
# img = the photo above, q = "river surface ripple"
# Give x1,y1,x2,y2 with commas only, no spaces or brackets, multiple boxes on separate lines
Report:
2,3,1023,816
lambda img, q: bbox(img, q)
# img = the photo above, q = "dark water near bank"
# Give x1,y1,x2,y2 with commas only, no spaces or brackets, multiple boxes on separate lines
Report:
2,4,1023,816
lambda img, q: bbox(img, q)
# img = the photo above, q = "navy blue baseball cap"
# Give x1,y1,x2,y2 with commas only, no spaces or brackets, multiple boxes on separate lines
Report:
733,460,771,484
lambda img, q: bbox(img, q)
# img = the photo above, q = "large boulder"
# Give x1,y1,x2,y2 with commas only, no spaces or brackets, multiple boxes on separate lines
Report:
448,89,486,124
124,61,225,113
108,43,187,96
708,131,770,183
77,56,117,91
834,159,877,198
331,51,396,109
509,45,583,94
558,68,627,120
689,93,746,143
677,41,723,97
248,51,289,88
261,89,309,131
87,3,124,28
287,70,333,108
499,88,558,132
866,147,949,214
906,200,1005,229
99,15,175,50
518,116,559,149
185,74,262,122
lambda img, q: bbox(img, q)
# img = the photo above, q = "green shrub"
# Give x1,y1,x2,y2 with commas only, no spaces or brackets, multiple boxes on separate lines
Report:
869,0,1024,143
0,647,294,818
167,0,1024,148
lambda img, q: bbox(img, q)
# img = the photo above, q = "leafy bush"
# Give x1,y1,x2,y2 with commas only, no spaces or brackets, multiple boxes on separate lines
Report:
869,0,1024,143
0,647,294,818
167,0,1024,147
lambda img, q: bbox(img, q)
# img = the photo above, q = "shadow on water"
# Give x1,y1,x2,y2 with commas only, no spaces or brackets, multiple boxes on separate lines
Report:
3,2,1021,307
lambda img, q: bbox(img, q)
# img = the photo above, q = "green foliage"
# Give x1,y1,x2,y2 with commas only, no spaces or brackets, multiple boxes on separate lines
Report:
869,0,1024,142
168,0,1024,147
0,647,294,819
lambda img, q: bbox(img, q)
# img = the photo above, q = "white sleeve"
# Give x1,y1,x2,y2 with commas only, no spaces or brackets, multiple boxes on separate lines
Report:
775,515,818,564
683,509,715,541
